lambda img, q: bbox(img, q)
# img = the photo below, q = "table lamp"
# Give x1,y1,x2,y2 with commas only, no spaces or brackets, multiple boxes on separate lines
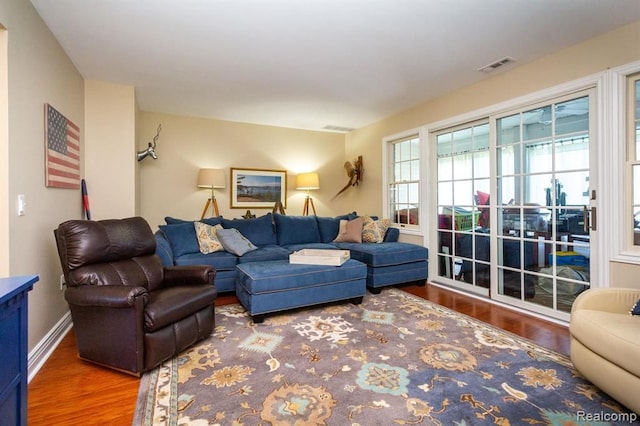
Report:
198,168,226,218
296,172,320,216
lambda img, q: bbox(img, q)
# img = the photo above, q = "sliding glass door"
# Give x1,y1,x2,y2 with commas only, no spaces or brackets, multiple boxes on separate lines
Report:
435,89,596,319
436,122,491,294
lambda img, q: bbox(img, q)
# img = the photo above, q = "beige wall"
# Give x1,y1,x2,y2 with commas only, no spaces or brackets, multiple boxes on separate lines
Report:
345,21,640,287
138,112,348,229
0,0,85,350
5,1,640,362
0,26,9,277
85,80,137,220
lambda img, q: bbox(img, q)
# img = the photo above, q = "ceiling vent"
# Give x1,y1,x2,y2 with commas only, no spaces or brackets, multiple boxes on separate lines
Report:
477,56,516,73
323,125,355,133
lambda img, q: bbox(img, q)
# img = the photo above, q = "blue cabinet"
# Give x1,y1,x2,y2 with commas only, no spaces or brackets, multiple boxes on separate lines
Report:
0,275,38,426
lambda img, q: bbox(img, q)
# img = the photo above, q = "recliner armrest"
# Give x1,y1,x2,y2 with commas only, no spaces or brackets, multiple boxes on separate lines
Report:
163,265,215,287
65,285,148,308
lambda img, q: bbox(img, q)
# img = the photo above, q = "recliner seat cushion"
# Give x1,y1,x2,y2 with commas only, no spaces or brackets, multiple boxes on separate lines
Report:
144,285,217,332
570,309,640,378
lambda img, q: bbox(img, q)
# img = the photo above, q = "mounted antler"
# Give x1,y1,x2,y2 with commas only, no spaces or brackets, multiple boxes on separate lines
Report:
137,124,162,162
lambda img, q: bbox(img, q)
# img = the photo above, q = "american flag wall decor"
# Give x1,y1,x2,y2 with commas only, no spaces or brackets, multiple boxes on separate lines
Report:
45,103,80,189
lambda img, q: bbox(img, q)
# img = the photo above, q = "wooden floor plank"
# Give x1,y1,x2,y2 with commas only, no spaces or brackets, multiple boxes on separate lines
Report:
28,283,569,424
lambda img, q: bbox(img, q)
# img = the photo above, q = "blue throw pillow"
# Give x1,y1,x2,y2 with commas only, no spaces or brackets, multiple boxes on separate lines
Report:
217,228,258,256
317,212,358,243
631,299,640,316
274,214,321,245
221,213,277,246
158,223,200,257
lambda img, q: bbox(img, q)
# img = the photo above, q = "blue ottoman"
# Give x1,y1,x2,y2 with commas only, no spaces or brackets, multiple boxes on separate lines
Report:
335,242,428,292
235,259,367,322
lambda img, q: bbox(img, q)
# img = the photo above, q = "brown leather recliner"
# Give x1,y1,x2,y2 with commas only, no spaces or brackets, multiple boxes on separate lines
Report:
54,216,217,376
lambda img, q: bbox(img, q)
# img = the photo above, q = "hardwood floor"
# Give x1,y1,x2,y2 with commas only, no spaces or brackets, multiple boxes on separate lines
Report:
27,283,569,425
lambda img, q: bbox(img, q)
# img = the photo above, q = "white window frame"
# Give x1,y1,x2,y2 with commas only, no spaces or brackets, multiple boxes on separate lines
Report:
608,59,640,264
382,127,426,236
425,73,607,292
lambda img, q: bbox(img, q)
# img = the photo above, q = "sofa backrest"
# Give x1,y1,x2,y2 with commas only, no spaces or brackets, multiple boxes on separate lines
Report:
274,214,321,245
221,213,277,246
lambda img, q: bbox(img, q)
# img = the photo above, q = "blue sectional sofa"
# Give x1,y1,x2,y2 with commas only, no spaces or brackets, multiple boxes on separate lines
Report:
154,212,428,293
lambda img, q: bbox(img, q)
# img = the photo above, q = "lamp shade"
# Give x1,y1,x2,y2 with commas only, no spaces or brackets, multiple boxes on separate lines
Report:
197,168,226,189
296,173,320,190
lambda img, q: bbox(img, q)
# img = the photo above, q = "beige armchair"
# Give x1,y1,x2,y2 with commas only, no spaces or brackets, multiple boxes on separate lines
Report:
570,288,640,414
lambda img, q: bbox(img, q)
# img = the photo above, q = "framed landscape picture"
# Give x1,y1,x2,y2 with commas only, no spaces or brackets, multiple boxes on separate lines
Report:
230,168,287,209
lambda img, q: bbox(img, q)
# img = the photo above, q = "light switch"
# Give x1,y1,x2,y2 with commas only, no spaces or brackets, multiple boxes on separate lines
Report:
17,194,26,216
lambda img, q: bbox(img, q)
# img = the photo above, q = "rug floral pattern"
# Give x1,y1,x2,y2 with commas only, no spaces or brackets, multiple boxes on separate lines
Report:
135,288,630,425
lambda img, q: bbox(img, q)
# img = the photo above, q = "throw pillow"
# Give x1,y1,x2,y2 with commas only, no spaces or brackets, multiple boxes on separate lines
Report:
158,222,200,257
631,299,640,316
216,228,258,256
221,213,277,246
361,215,390,243
193,222,224,254
333,216,364,243
317,212,358,243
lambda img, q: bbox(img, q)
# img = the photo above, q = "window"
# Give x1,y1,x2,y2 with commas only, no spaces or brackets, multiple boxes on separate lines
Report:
387,134,420,230
629,73,640,246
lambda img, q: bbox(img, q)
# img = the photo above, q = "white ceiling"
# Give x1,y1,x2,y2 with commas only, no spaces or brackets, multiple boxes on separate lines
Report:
31,0,640,132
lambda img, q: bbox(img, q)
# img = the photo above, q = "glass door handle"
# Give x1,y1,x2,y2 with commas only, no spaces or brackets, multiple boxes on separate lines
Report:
583,205,597,232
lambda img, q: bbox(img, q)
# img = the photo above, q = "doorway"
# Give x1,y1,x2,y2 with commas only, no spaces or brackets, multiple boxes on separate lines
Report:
435,89,596,320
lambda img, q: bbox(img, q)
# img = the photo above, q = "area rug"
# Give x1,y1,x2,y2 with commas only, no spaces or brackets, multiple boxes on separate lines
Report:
134,288,631,425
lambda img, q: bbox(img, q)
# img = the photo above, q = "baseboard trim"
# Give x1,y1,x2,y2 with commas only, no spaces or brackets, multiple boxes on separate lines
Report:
27,311,73,383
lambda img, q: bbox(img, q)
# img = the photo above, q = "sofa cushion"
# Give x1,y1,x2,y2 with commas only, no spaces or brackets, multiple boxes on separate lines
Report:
333,217,364,243
570,309,640,378
194,222,224,254
236,245,291,264
174,251,238,271
632,299,640,316
336,242,428,267
158,222,200,257
217,228,258,256
274,214,321,246
221,213,277,246
316,212,357,243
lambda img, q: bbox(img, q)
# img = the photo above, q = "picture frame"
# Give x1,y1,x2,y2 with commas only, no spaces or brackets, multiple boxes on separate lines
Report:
44,103,81,189
230,168,287,209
